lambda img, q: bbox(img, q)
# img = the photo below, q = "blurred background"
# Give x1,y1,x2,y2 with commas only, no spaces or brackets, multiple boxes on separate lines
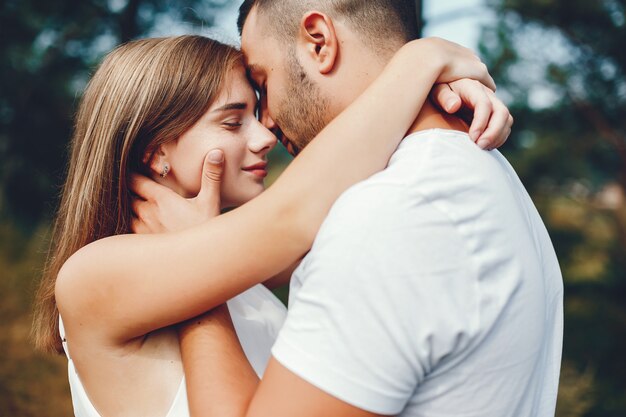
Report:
1,0,624,415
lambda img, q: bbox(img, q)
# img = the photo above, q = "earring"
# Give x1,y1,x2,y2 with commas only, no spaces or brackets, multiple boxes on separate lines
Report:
160,164,170,178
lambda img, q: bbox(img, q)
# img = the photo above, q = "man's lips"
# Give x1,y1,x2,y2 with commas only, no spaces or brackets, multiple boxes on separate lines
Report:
242,162,268,178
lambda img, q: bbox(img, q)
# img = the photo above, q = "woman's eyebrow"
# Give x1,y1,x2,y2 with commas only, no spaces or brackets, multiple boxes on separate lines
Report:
212,102,247,112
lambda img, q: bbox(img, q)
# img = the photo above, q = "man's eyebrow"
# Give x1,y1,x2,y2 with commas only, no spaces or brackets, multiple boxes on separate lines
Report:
212,102,247,112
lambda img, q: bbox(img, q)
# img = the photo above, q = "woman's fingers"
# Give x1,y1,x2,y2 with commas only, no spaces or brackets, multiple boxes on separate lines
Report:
446,79,515,149
429,78,515,150
196,150,224,218
479,63,497,92
129,174,169,202
131,217,149,234
129,153,225,234
476,89,514,149
131,210,150,234
431,84,462,113
131,197,146,220
130,198,155,234
450,79,493,144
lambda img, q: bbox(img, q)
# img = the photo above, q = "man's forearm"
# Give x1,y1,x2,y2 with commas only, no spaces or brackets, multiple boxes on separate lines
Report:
179,305,259,417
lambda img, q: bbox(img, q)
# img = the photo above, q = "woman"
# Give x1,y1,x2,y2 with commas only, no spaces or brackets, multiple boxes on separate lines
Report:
32,35,505,417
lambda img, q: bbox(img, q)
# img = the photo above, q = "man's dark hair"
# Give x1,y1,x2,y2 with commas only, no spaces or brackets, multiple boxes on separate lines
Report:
238,0,419,54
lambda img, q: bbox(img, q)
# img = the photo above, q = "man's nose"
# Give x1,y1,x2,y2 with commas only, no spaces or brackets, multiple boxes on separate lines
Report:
258,93,276,130
261,113,284,146
249,120,277,153
261,111,276,131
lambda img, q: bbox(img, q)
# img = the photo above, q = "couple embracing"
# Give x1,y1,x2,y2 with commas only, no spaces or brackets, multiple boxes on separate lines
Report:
33,1,563,416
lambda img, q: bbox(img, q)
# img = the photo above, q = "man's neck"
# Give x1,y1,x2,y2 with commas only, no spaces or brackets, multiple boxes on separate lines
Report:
345,47,469,138
407,100,469,137
333,36,469,138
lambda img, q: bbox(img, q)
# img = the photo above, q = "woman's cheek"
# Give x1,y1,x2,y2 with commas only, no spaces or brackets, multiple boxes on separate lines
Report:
183,162,204,197
217,165,234,198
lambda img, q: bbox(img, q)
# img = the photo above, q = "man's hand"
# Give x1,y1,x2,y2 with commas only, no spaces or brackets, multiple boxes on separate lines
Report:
130,149,224,234
430,79,514,150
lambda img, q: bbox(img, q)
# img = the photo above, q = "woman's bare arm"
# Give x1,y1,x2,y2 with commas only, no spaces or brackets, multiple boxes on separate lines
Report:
263,260,301,290
56,38,504,344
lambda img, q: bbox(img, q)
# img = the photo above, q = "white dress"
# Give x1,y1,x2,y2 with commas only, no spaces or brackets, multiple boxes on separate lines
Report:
59,284,287,417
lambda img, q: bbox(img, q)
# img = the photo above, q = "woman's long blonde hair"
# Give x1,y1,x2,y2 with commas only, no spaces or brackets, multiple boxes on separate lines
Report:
32,35,242,354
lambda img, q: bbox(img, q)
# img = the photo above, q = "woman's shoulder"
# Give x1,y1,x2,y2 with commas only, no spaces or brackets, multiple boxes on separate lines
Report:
55,234,133,320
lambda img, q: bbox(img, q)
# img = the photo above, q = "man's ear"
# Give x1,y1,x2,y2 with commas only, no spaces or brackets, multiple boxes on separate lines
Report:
298,11,339,75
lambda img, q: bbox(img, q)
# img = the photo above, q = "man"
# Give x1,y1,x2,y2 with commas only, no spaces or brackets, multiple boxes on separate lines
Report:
136,1,562,416
221,1,561,416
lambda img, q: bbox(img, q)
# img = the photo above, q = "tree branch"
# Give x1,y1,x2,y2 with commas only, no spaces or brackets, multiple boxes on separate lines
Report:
119,0,142,42
570,95,626,191
426,6,488,27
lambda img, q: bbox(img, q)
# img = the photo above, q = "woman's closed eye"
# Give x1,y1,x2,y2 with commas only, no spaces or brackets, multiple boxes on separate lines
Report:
222,120,243,129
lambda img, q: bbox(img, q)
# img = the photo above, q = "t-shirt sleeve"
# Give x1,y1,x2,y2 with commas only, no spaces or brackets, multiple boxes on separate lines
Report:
271,182,479,415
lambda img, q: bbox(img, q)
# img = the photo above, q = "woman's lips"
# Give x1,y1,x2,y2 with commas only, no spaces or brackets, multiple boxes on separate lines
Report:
247,169,268,178
242,162,268,178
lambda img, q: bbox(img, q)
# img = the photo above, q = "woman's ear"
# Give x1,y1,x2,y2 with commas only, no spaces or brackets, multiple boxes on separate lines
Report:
143,146,170,179
298,11,339,75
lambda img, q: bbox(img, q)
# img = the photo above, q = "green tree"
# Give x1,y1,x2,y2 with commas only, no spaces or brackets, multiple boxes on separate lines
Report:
479,0,626,415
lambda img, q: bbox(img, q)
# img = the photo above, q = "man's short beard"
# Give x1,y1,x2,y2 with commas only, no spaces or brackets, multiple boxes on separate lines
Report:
275,50,330,152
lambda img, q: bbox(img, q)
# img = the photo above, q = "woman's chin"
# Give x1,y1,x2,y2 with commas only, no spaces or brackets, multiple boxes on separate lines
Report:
221,189,265,209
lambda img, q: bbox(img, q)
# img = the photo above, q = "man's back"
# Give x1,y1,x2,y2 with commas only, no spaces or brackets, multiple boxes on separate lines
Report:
272,129,563,417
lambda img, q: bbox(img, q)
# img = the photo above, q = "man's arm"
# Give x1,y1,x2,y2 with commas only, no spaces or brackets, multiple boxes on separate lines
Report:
180,312,386,417
178,305,260,417
247,358,386,417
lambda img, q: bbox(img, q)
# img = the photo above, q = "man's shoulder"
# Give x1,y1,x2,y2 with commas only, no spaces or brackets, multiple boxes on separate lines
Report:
310,127,533,268
324,129,494,222
319,176,411,236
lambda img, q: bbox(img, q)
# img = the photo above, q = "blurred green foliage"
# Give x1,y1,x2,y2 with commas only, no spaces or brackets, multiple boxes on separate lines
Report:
0,0,624,415
0,224,73,416
479,0,626,415
0,0,231,229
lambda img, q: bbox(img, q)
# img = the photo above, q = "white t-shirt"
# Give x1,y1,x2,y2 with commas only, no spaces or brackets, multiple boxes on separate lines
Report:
272,129,563,417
